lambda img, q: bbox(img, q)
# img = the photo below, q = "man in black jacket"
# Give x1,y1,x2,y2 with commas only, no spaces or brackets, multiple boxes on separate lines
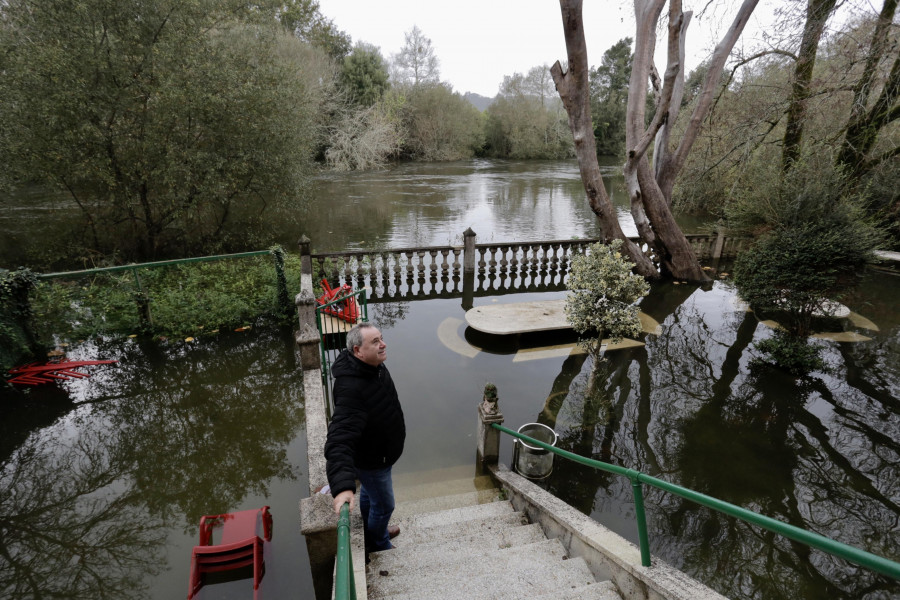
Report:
325,322,405,553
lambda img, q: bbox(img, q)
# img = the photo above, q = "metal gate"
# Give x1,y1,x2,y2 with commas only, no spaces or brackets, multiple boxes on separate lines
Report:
315,288,368,417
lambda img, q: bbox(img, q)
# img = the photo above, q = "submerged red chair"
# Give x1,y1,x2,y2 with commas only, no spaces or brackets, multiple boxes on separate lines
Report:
317,279,360,324
187,506,273,599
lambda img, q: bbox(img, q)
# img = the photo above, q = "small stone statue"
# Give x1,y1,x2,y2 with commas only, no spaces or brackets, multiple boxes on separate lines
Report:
481,382,499,415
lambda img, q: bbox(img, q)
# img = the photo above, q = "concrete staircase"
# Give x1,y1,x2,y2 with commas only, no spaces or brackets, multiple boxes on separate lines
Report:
364,467,622,600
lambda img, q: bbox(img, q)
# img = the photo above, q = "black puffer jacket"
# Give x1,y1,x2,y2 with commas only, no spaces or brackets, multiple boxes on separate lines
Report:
324,350,405,497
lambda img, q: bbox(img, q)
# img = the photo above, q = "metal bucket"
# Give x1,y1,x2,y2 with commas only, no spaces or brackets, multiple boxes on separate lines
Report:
512,423,558,479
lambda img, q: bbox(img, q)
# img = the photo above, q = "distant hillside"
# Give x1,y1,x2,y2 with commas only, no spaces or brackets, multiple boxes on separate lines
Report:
463,92,495,112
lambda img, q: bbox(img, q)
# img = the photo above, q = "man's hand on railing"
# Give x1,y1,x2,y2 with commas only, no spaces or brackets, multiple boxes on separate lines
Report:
333,489,355,515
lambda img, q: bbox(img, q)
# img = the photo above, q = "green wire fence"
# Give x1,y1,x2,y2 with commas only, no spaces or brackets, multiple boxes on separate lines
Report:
27,248,294,340
493,423,900,580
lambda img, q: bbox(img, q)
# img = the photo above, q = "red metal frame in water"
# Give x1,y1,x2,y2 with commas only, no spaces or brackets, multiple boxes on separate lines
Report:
188,506,273,599
317,279,360,324
5,359,118,385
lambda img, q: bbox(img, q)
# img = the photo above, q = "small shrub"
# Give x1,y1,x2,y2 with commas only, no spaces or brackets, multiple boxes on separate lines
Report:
565,239,649,358
752,331,827,376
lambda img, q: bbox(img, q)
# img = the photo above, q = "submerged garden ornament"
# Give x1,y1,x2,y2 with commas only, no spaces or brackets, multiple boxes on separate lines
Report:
565,240,649,359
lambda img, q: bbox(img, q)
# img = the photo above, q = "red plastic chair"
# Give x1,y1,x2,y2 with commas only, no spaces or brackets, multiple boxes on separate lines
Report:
187,506,273,599
317,279,361,324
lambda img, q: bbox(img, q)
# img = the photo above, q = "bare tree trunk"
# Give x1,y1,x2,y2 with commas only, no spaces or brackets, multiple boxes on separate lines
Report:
782,0,839,171
555,0,758,282
636,0,758,281
551,0,658,278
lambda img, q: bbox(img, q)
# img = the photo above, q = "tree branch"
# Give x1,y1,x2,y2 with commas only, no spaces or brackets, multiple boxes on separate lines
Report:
667,0,760,186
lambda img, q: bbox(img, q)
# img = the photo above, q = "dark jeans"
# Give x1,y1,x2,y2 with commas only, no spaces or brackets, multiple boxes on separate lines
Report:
357,465,395,552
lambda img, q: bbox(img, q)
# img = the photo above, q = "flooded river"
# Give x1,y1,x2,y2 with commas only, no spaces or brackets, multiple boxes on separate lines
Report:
1,160,898,599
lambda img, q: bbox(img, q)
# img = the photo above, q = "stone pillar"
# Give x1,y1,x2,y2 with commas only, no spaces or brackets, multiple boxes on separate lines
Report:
477,383,504,470
711,222,726,273
462,228,476,311
295,235,320,370
463,227,477,274
295,291,320,371
298,235,312,276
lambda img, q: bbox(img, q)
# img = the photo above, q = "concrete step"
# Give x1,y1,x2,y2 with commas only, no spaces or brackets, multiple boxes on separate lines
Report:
392,488,500,520
532,580,623,600
370,522,546,573
395,498,513,533
368,551,597,600
394,510,529,546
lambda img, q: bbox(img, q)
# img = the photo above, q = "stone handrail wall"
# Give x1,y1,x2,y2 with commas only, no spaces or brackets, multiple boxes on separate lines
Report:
307,232,747,302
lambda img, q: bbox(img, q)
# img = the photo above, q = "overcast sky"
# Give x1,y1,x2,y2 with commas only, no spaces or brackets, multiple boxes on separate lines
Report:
318,1,786,98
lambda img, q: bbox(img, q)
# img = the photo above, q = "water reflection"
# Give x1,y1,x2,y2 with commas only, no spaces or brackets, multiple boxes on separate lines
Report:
0,424,166,600
535,277,900,600
0,328,307,598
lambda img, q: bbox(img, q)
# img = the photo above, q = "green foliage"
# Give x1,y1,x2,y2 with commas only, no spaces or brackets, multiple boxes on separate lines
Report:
29,253,302,343
589,38,633,157
340,43,391,107
673,11,900,223
1,268,39,371
565,240,650,357
0,0,328,262
484,66,573,160
400,84,484,161
278,0,351,58
731,165,880,338
751,331,828,376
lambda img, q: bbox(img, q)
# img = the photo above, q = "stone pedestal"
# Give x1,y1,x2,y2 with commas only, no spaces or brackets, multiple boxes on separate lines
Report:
477,389,504,469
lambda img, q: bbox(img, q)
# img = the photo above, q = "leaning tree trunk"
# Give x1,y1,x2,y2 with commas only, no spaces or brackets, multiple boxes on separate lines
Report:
624,0,709,281
782,0,839,172
836,0,900,180
630,0,758,281
551,0,658,279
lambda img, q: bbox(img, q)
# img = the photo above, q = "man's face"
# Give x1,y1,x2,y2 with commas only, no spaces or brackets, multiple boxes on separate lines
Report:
354,327,387,367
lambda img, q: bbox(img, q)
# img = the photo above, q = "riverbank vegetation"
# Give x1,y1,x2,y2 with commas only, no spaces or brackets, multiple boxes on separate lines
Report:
1,0,897,269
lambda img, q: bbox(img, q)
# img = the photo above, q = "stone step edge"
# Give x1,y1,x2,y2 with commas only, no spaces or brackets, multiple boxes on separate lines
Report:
367,555,596,600
394,497,512,531
392,488,500,520
391,511,529,546
369,523,546,571
368,538,571,593
531,580,623,600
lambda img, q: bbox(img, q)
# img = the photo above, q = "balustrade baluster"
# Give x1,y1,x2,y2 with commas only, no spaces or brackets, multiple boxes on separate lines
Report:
488,247,498,274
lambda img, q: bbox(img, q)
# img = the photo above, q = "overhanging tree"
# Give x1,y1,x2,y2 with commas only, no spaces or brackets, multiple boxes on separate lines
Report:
0,0,330,262
552,0,759,281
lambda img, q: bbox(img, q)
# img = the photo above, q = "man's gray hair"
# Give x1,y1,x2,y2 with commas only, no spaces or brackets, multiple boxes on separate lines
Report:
346,322,377,352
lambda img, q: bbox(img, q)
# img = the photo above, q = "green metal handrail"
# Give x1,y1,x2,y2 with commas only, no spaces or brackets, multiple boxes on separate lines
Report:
334,502,356,600
493,423,900,580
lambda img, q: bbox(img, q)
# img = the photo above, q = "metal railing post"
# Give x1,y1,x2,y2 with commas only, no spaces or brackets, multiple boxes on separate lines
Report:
271,246,291,319
629,474,652,567
131,267,152,330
